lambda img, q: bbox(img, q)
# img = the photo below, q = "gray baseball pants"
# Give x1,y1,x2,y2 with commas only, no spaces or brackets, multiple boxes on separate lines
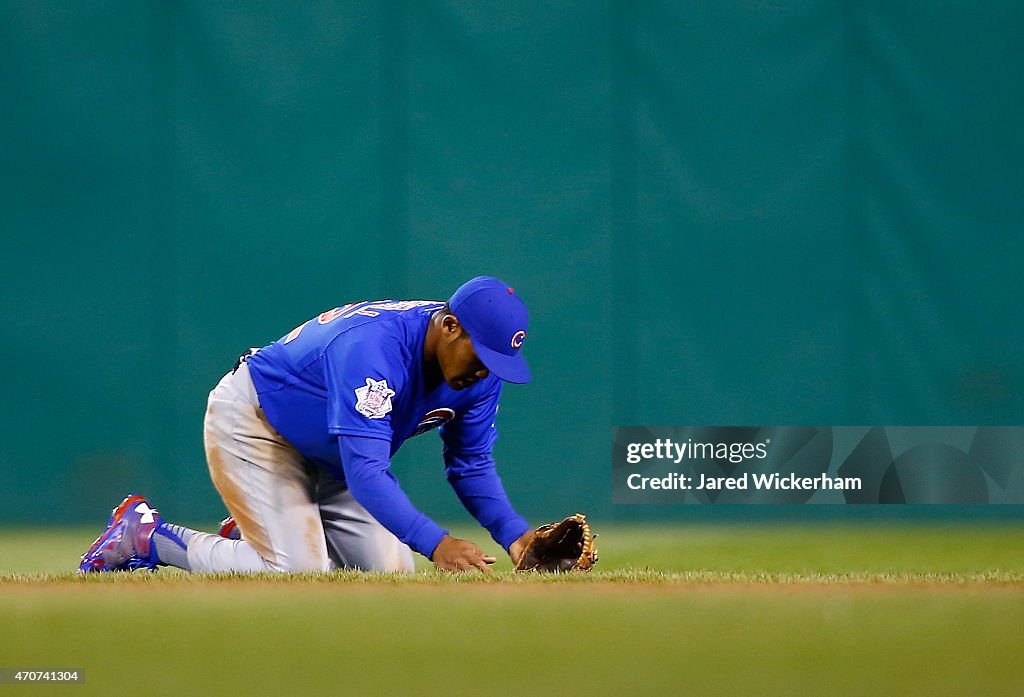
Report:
185,359,415,573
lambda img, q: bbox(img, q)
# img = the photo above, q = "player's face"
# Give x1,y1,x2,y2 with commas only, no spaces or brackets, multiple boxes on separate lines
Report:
438,331,490,390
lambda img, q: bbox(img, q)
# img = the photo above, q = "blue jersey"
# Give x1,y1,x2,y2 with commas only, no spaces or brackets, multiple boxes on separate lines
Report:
247,300,501,481
244,299,529,558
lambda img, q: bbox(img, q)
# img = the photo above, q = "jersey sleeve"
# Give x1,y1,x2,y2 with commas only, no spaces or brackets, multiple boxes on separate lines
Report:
339,434,449,559
440,380,530,550
444,450,530,551
323,333,408,440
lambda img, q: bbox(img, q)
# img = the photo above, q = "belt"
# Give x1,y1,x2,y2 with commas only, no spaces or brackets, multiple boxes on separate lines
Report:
231,347,259,374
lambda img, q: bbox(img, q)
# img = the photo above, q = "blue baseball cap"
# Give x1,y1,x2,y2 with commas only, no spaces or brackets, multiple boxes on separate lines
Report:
448,276,531,384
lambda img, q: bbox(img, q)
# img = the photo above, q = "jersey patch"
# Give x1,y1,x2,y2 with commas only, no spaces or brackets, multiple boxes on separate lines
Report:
353,377,396,419
410,407,455,438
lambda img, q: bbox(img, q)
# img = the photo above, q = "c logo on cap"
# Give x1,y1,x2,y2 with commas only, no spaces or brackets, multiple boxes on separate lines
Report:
511,330,526,349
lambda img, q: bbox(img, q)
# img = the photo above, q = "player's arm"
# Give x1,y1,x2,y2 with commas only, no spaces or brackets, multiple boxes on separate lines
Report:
441,380,532,562
338,436,495,572
444,449,532,561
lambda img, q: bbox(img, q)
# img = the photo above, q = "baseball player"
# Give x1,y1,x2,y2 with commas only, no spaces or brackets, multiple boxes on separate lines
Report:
79,276,536,574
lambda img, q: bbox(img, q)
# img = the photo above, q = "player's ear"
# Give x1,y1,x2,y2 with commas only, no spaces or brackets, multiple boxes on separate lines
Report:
442,314,462,338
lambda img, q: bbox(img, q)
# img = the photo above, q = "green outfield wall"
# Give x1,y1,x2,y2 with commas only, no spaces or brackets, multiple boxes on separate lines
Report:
2,1,1021,524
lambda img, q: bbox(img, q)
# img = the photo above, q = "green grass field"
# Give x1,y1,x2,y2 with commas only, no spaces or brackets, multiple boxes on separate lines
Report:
2,523,1023,696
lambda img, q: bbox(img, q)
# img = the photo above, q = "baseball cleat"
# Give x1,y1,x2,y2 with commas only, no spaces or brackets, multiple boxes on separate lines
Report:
78,494,163,573
217,516,241,540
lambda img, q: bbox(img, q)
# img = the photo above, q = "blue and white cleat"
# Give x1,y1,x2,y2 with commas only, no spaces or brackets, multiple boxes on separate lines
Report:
78,494,162,573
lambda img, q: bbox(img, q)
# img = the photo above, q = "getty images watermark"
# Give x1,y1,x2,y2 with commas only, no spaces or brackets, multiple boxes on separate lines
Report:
612,426,1024,504
624,435,860,493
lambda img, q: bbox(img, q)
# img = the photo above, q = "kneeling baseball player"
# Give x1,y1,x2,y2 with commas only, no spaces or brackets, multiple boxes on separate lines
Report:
80,276,538,574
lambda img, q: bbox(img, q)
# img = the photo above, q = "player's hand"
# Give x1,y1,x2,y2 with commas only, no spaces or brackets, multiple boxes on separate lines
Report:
431,535,497,573
508,528,536,567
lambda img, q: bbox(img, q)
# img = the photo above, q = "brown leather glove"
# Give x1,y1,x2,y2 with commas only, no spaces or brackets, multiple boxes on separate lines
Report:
513,513,598,573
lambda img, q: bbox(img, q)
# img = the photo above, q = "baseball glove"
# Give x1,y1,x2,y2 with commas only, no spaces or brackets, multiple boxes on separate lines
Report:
514,513,598,573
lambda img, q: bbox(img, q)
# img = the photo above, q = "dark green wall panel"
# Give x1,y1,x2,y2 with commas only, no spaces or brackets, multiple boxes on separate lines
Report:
2,1,1021,525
